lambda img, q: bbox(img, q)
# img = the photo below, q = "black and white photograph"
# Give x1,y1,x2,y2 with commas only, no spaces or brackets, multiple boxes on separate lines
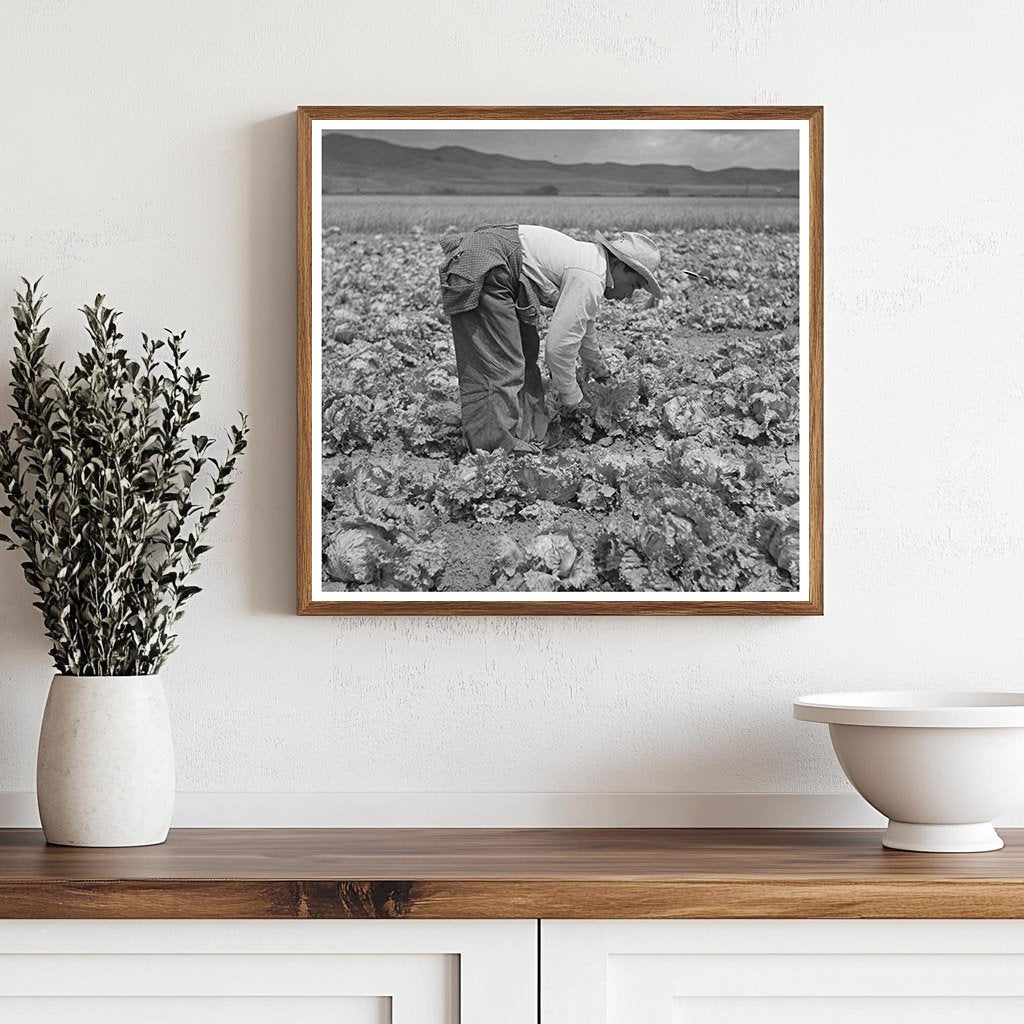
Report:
301,110,821,612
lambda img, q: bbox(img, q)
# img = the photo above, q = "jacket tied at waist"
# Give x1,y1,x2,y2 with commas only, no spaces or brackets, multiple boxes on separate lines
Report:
437,223,542,325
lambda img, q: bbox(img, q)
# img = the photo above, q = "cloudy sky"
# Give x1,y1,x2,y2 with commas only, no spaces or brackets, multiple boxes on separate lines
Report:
340,128,799,171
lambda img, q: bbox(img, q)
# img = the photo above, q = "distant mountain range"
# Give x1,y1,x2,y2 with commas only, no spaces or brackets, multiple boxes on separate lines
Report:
321,133,798,198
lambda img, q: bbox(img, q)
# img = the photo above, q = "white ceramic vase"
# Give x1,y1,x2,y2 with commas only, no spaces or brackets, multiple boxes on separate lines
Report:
36,675,175,847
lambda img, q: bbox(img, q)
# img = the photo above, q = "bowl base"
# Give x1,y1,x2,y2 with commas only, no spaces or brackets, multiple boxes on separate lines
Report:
882,821,1004,853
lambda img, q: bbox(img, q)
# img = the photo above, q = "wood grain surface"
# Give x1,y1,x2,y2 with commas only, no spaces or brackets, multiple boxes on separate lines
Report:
296,105,824,616
1,828,1021,920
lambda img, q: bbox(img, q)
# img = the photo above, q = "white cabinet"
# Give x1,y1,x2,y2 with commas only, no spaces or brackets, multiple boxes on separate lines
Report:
542,920,1024,1024
8,916,1024,1022
0,920,536,1024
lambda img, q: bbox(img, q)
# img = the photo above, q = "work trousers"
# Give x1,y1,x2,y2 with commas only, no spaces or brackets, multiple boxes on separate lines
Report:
449,263,549,453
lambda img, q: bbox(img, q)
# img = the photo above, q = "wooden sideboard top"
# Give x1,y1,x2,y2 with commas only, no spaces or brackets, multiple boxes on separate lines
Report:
1,827,1023,920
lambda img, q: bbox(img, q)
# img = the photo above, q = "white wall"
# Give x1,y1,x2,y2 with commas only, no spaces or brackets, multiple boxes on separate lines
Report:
1,0,1021,826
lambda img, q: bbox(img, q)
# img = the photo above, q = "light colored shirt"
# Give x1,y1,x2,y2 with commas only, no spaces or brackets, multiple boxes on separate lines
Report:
518,225,611,405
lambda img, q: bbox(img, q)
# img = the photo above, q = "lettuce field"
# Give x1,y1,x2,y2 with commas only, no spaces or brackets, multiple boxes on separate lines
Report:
320,210,801,594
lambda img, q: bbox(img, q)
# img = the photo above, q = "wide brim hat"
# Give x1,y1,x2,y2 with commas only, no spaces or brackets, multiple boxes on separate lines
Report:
594,230,664,300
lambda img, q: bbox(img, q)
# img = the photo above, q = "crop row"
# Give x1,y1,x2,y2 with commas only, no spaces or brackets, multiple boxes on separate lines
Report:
320,228,801,593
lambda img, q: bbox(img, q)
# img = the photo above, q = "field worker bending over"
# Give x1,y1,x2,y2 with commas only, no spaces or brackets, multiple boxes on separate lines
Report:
437,223,663,453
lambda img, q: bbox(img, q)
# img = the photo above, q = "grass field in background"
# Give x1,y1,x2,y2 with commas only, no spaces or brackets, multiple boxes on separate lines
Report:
322,194,799,234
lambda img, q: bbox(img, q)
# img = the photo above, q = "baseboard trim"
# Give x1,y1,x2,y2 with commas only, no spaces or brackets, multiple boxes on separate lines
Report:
0,792,886,828
4,791,1021,829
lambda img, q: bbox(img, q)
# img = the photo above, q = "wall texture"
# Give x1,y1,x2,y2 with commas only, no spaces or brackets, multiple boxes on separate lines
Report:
1,0,1021,825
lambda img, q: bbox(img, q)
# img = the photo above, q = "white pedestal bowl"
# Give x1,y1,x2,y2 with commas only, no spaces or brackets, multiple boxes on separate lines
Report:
793,691,1024,852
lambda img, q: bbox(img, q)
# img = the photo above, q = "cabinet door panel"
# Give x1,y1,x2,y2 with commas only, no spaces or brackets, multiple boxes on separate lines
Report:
674,998,1024,1024
0,919,536,1024
543,920,1024,1024
0,996,389,1024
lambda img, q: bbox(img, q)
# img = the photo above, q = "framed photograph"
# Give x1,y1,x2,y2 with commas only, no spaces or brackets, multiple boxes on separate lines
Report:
298,106,822,615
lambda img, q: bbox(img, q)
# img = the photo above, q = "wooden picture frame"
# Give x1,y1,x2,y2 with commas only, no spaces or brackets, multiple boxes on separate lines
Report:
298,106,822,615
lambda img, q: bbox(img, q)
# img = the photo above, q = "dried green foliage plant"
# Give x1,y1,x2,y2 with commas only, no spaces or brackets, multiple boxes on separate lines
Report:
0,280,248,675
